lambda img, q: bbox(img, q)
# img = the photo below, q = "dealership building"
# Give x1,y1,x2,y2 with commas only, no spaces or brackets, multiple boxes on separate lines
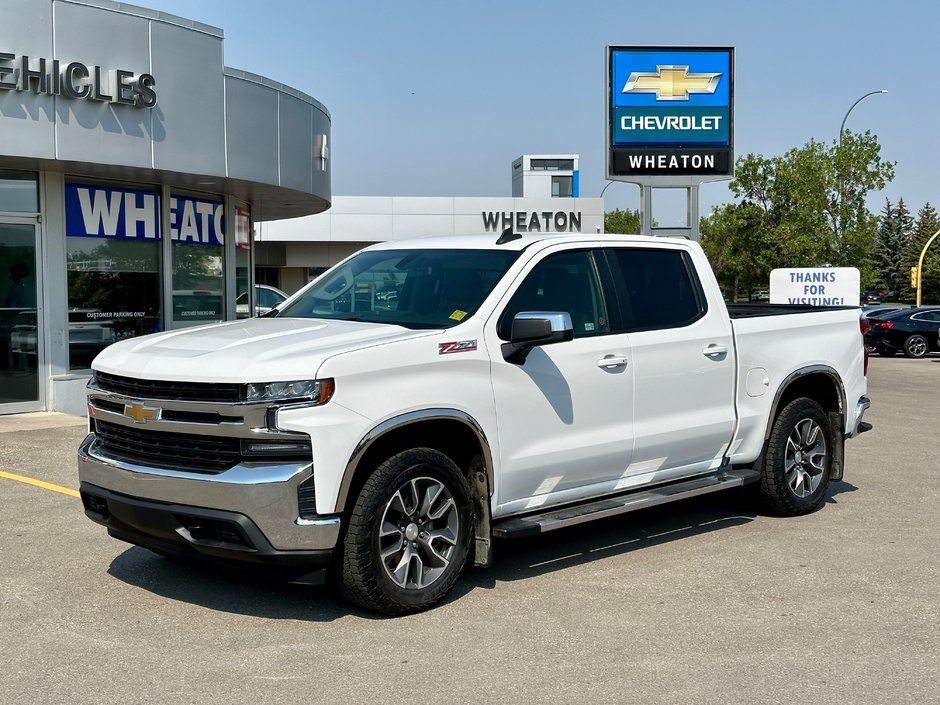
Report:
255,155,604,294
0,0,332,415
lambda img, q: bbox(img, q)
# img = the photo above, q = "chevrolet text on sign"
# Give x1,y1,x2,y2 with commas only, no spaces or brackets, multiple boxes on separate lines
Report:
607,46,734,178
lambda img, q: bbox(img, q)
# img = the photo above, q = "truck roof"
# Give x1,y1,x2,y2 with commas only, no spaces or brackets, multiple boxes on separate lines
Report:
364,232,693,252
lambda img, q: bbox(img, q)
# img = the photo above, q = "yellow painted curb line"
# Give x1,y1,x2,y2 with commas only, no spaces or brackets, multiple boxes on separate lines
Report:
0,470,80,498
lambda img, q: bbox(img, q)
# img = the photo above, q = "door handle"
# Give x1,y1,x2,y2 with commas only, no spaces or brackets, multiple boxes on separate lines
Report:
597,355,628,369
703,344,728,357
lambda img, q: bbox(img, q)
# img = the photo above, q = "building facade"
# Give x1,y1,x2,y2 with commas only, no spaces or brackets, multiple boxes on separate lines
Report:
511,154,580,198
0,0,331,415
256,155,601,293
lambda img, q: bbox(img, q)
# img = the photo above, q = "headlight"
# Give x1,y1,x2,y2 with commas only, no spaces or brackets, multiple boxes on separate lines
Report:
242,378,335,404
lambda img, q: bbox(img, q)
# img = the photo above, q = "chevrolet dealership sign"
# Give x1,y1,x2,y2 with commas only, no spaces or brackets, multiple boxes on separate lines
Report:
607,46,734,178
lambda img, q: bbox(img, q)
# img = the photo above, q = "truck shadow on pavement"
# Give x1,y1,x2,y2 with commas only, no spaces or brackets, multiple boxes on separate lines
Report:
106,481,857,620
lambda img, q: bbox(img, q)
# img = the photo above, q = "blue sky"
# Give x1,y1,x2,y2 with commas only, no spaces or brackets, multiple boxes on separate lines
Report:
143,0,933,220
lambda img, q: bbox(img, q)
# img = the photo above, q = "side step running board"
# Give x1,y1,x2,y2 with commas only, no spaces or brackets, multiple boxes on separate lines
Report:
492,468,760,539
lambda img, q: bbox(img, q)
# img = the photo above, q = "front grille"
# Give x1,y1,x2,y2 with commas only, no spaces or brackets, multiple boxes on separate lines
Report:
94,419,241,473
94,371,241,403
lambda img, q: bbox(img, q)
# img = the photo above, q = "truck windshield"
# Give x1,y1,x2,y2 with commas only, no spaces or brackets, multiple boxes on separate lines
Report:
275,249,520,329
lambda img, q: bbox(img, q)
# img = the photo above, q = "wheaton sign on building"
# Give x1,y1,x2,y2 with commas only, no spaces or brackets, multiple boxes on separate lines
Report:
607,46,734,178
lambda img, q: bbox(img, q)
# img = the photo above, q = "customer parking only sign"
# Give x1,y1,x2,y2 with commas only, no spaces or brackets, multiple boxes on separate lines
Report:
770,268,861,306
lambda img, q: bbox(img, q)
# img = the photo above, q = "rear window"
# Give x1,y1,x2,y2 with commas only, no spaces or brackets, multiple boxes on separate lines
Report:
606,249,705,331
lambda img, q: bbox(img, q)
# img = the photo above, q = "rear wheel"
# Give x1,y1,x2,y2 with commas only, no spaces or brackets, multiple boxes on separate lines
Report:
758,398,832,516
339,448,472,615
902,334,929,359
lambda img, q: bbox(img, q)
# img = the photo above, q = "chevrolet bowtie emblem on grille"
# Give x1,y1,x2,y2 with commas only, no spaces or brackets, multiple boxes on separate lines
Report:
124,402,160,424
622,65,721,101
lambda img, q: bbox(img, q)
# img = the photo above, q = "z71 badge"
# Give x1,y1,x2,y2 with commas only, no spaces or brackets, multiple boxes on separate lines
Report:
438,340,478,355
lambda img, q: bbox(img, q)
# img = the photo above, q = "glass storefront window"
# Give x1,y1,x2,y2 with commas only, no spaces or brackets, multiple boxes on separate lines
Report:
64,183,162,370
170,194,225,328
0,170,39,213
0,223,40,405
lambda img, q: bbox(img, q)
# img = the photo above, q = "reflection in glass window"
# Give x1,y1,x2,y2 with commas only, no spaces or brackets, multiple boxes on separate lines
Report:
608,249,704,331
0,223,40,403
278,249,518,329
0,170,38,213
498,250,608,339
235,206,252,318
170,194,225,328
65,184,162,369
531,159,574,171
551,176,573,197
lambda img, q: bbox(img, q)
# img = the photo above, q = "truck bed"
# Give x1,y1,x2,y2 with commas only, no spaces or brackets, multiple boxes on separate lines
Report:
726,303,859,319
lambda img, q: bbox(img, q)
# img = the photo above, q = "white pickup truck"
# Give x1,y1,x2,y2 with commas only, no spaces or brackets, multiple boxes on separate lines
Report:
78,233,871,614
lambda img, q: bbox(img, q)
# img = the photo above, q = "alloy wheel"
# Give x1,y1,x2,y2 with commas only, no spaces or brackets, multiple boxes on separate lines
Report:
784,418,828,498
378,476,460,590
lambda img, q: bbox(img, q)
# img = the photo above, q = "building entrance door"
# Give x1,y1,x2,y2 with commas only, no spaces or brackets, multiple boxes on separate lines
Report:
0,222,42,413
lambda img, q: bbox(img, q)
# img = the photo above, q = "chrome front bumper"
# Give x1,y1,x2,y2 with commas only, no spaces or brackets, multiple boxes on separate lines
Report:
77,433,340,552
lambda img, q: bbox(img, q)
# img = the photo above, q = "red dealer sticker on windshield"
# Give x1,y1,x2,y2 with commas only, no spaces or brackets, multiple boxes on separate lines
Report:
439,340,478,355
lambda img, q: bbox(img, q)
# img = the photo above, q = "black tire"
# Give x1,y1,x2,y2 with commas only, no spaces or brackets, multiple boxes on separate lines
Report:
758,398,832,516
902,334,929,359
339,448,473,615
879,348,897,357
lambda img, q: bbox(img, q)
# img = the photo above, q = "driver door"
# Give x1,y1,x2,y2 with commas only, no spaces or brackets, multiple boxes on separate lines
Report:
485,248,635,517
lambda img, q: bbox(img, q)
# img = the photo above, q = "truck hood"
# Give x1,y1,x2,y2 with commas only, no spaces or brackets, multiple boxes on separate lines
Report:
92,318,431,383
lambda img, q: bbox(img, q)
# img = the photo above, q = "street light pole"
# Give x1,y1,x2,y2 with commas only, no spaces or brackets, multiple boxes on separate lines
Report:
839,90,887,147
836,89,887,264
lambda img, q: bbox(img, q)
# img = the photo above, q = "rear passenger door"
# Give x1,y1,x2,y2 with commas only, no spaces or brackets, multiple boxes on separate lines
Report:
603,246,735,480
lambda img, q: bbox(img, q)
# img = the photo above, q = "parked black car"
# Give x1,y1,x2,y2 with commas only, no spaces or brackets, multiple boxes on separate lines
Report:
865,307,940,358
861,290,882,305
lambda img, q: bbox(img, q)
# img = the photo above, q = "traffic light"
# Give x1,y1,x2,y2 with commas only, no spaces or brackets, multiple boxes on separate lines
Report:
911,266,920,289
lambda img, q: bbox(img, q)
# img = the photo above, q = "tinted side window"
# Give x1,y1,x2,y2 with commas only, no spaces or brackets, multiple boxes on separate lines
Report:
498,250,609,339
258,288,281,307
607,249,704,331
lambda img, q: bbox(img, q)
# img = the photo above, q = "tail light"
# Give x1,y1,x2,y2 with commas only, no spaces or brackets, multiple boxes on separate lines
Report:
873,321,894,329
860,317,869,376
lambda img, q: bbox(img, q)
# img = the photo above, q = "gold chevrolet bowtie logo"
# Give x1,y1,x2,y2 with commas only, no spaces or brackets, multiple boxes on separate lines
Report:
124,402,160,424
622,65,722,101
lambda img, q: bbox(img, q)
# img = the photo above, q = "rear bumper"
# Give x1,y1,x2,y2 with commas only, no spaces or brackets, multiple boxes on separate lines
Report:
77,433,341,553
80,482,333,584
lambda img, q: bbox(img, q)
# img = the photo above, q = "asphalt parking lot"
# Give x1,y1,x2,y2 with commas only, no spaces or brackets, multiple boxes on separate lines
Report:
1,355,937,705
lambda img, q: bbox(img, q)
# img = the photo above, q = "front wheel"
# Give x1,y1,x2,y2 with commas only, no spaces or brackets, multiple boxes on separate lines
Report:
758,398,832,516
339,448,473,615
902,334,929,359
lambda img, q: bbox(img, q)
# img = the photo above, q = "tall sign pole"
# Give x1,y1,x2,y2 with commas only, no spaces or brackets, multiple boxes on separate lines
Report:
606,46,735,241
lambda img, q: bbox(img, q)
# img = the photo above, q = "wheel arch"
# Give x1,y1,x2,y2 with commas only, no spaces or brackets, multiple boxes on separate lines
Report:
334,409,495,564
764,365,846,480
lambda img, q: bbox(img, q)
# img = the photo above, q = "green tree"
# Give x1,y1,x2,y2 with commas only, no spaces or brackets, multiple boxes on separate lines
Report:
604,208,642,234
912,203,940,304
707,130,894,289
873,199,914,301
700,201,778,300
